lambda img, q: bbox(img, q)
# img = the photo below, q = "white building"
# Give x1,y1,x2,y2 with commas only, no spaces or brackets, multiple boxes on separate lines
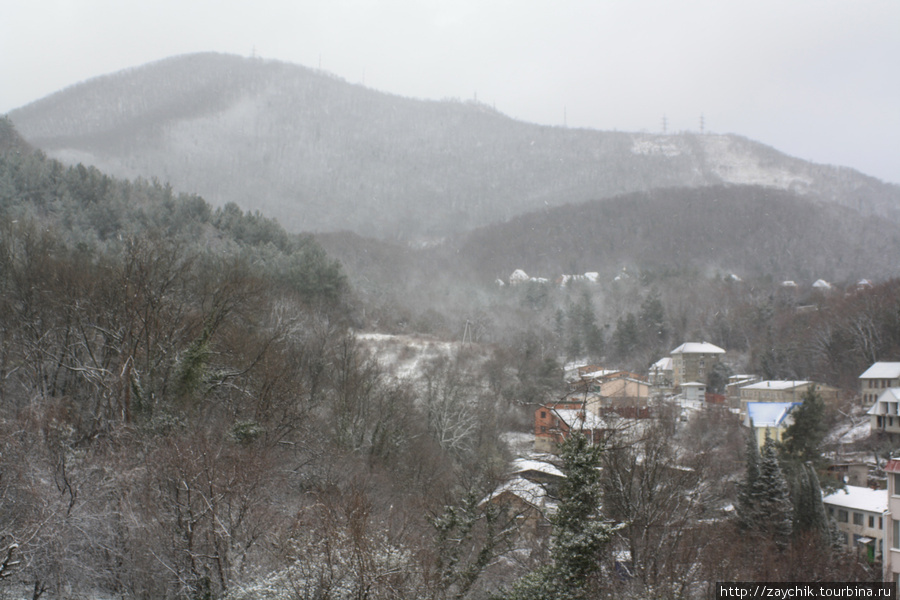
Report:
868,389,900,441
883,460,900,582
860,363,900,407
823,485,886,565
669,342,725,388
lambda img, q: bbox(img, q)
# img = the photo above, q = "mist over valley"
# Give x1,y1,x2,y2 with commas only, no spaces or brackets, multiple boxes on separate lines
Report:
1,49,899,598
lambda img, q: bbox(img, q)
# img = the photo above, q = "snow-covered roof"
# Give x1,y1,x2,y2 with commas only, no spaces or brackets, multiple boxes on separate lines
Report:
866,389,900,415
558,272,600,286
554,409,608,431
510,458,564,479
740,380,810,391
860,362,900,380
812,279,832,289
509,269,529,283
484,476,557,513
581,369,620,379
746,402,800,428
652,357,673,370
681,381,706,388
670,342,725,355
823,485,887,514
781,280,798,287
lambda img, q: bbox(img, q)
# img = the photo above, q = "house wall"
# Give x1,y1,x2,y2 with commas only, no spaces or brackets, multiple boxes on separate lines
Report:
672,352,721,387
739,382,840,417
863,377,900,407
753,425,788,448
825,503,884,562
586,378,651,417
871,415,900,437
534,406,569,453
595,378,650,399
870,393,900,440
885,468,900,582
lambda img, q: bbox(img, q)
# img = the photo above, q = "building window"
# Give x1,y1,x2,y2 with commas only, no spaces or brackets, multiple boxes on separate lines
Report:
870,515,875,528
838,510,849,523
893,519,900,550
893,474,900,496
540,411,546,419
853,512,864,526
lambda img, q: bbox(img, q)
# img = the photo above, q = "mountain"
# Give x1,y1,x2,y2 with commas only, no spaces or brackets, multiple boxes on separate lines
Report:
313,184,900,324
9,52,900,242
451,185,900,283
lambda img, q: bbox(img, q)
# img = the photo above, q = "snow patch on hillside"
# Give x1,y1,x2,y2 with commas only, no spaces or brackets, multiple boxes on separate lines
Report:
630,137,684,157
355,332,465,381
701,135,813,190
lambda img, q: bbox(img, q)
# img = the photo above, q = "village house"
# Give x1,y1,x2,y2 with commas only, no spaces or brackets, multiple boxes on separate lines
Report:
649,356,673,390
670,342,725,388
860,363,900,407
534,402,610,453
823,485,886,565
482,457,566,538
483,476,557,537
509,457,565,486
738,380,839,417
680,381,707,405
583,371,651,419
867,389,900,442
725,375,759,409
827,463,873,488
744,401,800,448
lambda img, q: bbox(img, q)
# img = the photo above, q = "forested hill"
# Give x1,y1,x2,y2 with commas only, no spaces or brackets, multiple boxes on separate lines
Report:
9,52,900,241
0,117,347,305
451,185,900,284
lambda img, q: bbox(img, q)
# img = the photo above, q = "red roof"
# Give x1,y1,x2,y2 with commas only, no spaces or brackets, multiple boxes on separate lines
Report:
884,460,900,473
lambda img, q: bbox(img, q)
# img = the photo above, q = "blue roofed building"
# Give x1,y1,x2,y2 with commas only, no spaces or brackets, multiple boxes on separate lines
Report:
744,401,801,448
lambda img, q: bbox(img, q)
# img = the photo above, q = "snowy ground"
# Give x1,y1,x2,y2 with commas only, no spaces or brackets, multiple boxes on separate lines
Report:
355,331,467,382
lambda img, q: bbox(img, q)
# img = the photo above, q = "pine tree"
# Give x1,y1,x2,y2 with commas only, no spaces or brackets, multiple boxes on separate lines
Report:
758,433,794,549
792,463,829,538
736,428,762,531
781,386,827,467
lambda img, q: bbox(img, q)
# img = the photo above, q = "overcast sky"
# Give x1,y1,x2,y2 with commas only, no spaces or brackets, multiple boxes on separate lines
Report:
2,0,898,183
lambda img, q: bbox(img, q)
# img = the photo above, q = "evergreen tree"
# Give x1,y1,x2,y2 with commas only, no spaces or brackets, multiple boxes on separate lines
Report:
577,291,604,360
736,428,762,531
758,433,794,549
706,361,732,395
503,432,617,600
637,291,668,354
792,463,829,538
781,386,827,467
612,313,639,361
